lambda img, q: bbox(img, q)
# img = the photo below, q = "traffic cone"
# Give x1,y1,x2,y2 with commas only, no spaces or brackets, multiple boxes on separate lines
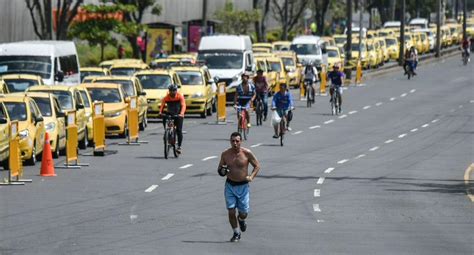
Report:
40,132,56,177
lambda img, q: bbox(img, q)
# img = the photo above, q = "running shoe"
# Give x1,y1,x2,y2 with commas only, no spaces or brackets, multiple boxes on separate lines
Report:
230,232,241,242
238,219,247,232
273,135,279,139
176,147,182,154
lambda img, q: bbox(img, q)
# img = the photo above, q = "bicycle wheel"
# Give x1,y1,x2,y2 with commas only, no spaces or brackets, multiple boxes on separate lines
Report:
331,95,337,115
172,130,179,158
163,129,169,159
306,85,312,107
255,101,263,126
279,121,284,146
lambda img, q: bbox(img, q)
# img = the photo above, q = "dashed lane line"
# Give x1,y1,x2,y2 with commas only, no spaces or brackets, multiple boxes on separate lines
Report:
398,133,407,138
337,159,349,164
355,154,366,159
251,143,262,148
324,120,334,124
309,125,321,129
369,146,379,152
431,119,439,123
145,185,159,193
317,177,325,185
385,139,394,144
161,174,174,181
348,110,358,115
421,124,430,128
180,164,193,169
400,93,407,97
375,102,383,106
202,156,217,161
293,131,303,135
470,100,474,103
314,189,321,197
338,114,347,119
313,204,321,212
459,105,464,108
390,97,396,101
410,128,418,132
324,167,335,174
363,105,371,110
410,89,416,93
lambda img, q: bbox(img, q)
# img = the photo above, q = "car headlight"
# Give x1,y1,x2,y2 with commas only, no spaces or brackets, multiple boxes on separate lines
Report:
105,111,122,118
19,129,29,139
191,92,204,98
45,123,56,132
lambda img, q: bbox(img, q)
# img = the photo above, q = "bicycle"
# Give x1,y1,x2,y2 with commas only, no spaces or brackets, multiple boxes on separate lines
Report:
462,50,469,65
254,95,264,126
279,114,286,146
305,79,315,107
163,113,179,159
330,86,340,115
235,105,249,140
406,61,415,80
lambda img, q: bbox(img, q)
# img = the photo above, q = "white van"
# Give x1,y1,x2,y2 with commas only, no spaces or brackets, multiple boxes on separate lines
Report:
384,21,401,30
197,35,254,100
0,41,80,85
290,35,325,70
409,18,429,29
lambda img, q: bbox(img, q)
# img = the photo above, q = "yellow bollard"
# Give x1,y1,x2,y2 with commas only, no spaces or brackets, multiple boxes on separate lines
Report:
299,80,305,100
320,65,327,95
56,111,89,168
356,60,363,85
128,97,139,142
217,82,227,123
93,101,106,156
0,121,30,185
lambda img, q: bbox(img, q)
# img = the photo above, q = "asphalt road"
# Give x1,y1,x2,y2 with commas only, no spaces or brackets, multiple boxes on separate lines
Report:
0,55,473,255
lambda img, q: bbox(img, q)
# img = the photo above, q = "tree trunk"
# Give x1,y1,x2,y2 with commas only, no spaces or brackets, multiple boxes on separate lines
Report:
100,43,105,62
389,0,396,20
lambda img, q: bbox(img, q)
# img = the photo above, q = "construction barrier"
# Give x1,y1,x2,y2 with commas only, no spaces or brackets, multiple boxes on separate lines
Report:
0,121,30,185
56,111,89,169
320,64,327,95
216,82,227,123
119,96,148,145
93,101,106,156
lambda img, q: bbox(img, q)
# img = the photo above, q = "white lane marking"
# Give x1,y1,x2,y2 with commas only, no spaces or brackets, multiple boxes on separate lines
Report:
314,189,321,197
363,105,371,110
316,219,324,223
375,102,383,106
348,110,358,115
324,119,334,124
459,105,464,108
400,93,407,97
293,131,303,135
398,133,407,138
180,164,193,169
410,89,416,93
452,77,468,83
145,185,159,193
251,143,262,148
337,159,349,164
313,204,321,212
385,139,394,144
421,124,429,128
450,109,456,112
309,125,321,129
431,119,439,123
324,167,335,173
369,146,379,151
390,97,396,101
338,114,347,119
355,154,366,159
161,174,174,181
470,100,474,103
410,128,418,132
317,177,325,185
202,156,217,161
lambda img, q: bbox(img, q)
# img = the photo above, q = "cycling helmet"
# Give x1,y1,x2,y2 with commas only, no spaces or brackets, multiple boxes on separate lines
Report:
168,84,178,91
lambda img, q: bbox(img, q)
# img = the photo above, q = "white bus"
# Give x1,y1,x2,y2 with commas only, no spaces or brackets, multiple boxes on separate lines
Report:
0,41,80,85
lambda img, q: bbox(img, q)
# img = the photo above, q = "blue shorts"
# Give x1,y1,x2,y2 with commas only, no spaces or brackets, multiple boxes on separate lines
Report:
225,179,250,214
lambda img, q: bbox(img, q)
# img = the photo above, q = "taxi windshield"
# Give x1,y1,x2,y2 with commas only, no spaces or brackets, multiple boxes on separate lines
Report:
34,90,73,110
197,52,243,69
95,80,135,98
0,56,52,79
327,50,339,58
110,68,136,76
4,79,40,92
269,62,282,72
88,88,122,103
137,75,172,89
386,38,397,46
281,57,295,67
177,71,203,85
79,91,91,107
4,102,27,121
32,97,52,117
80,71,105,82
290,44,321,55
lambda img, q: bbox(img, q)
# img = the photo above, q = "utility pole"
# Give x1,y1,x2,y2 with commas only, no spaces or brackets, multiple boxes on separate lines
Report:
436,0,441,57
283,0,288,40
462,0,467,40
455,0,459,20
359,0,363,58
202,0,208,36
399,0,405,66
346,0,352,63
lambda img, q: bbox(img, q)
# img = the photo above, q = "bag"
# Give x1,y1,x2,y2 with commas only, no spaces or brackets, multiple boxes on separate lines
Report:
271,110,281,126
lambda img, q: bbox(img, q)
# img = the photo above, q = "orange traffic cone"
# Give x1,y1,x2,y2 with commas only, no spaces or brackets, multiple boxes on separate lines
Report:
40,132,56,177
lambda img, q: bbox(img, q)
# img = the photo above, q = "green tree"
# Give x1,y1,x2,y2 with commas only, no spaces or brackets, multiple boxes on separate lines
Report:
272,0,308,39
214,1,260,34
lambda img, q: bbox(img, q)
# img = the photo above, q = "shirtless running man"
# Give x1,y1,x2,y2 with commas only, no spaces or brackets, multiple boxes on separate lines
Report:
217,132,260,242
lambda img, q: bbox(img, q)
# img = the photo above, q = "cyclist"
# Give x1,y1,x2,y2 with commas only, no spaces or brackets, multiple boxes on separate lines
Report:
461,37,471,62
271,83,294,139
301,61,319,102
234,72,256,128
159,84,186,153
252,69,269,121
409,46,418,75
327,65,345,113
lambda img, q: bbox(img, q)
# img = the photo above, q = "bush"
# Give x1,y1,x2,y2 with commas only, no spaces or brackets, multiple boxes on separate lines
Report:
76,41,131,67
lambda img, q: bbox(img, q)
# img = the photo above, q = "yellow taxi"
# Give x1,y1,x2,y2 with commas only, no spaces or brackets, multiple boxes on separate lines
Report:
378,29,396,38
266,56,288,93
447,24,461,44
27,92,66,158
371,39,384,66
76,85,94,145
167,53,198,63
27,85,89,149
99,58,145,69
326,46,344,71
349,40,370,69
365,40,380,68
272,41,291,51
0,79,9,94
82,83,129,137
273,51,301,88
254,56,279,92
411,32,425,54
403,33,415,50
376,38,390,63
0,94,45,165
0,74,44,93
0,102,10,169
92,76,148,130
134,69,180,119
384,37,400,60
253,43,273,53
150,58,181,69
80,67,110,82
441,26,452,47
367,30,378,39
322,37,336,47
418,32,430,54
332,34,347,48
171,66,215,118
109,62,149,77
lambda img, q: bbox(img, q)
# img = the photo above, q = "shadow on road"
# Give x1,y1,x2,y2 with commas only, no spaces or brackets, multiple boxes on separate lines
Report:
136,156,167,160
182,240,229,244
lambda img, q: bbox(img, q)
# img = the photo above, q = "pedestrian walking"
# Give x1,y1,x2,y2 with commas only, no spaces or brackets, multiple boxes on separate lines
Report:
217,132,261,242
117,44,125,59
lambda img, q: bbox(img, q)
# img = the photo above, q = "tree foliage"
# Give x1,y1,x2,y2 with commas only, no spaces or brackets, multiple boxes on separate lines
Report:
214,1,261,35
253,0,272,42
271,0,308,39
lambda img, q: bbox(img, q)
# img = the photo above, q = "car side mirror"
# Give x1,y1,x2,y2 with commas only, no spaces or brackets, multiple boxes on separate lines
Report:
0,117,7,124
140,91,147,96
213,76,220,83
35,116,44,124
56,111,66,118
76,103,84,109
55,70,64,82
